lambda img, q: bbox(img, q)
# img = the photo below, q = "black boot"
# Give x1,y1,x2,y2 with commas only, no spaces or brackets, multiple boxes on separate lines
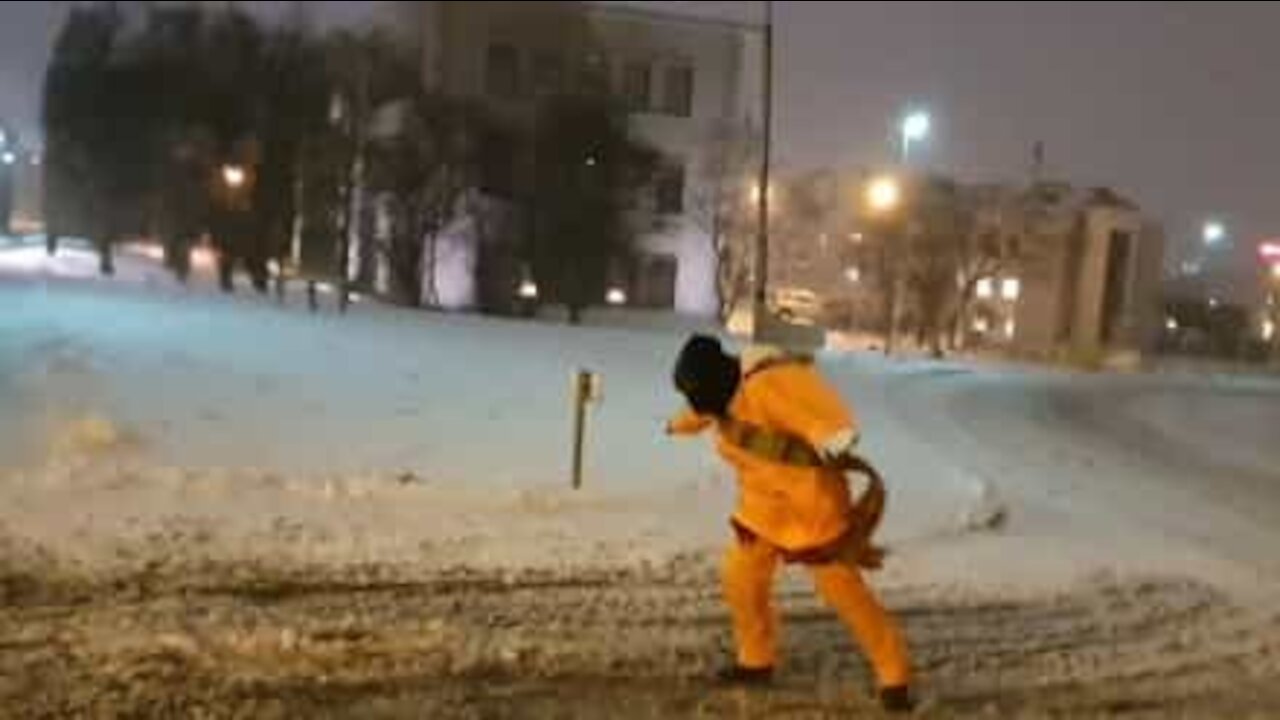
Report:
715,664,774,687
879,685,915,713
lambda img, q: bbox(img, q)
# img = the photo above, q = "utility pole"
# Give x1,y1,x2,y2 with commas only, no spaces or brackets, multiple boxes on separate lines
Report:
751,0,774,341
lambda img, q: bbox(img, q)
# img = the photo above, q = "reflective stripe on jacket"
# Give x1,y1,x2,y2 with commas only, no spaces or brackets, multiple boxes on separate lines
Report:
669,346,861,553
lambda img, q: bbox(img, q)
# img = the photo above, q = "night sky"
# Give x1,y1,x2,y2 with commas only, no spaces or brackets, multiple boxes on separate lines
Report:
4,2,1279,296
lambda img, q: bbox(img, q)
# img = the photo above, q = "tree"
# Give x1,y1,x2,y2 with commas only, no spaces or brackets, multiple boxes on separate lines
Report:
877,178,1042,357
945,189,1034,351
528,93,658,324
42,3,123,273
690,120,760,321
133,5,216,283
366,93,480,307
317,29,417,309
250,15,331,293
470,192,522,314
899,179,973,357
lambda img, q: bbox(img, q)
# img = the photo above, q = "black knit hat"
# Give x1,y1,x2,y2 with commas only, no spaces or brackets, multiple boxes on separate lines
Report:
673,334,740,417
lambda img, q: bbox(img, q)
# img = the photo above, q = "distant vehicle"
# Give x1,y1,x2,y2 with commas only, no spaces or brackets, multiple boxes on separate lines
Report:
771,287,822,325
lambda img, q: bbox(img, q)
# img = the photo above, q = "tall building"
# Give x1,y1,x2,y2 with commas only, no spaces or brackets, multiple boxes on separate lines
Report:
371,1,763,315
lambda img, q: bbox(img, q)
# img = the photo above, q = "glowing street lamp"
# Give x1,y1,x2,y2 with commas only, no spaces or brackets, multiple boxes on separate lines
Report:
748,181,775,207
1202,220,1226,246
0,151,14,166
222,164,246,189
865,175,901,213
900,110,931,164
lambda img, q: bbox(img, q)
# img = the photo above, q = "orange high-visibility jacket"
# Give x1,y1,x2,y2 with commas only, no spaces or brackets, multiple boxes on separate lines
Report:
669,347,858,553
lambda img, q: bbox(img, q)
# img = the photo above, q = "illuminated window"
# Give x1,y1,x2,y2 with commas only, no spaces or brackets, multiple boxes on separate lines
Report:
976,278,994,299
1001,277,1021,301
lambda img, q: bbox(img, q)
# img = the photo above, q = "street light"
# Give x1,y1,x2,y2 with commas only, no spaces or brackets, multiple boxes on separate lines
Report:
222,164,246,189
900,110,931,164
518,279,539,300
865,175,901,213
0,151,14,166
1203,220,1226,246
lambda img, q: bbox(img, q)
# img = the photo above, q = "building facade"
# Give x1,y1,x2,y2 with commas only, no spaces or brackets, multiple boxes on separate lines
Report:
769,172,1166,359
999,184,1165,359
362,1,762,315
0,122,42,236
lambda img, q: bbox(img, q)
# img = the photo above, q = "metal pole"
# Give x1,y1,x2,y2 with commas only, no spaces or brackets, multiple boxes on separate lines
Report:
571,370,590,490
751,0,774,341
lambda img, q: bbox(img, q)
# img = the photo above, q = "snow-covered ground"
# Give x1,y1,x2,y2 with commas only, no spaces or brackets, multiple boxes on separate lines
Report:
2,242,1279,716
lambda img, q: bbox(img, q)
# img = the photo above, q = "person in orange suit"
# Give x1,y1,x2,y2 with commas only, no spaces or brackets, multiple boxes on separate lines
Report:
667,334,913,712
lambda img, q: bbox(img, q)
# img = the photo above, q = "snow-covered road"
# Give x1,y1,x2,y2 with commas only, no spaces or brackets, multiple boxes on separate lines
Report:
869,364,1280,593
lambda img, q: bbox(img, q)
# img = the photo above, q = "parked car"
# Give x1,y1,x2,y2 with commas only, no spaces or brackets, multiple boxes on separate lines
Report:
771,287,822,326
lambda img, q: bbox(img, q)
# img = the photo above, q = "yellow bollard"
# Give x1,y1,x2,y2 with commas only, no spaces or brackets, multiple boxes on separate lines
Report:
571,369,602,489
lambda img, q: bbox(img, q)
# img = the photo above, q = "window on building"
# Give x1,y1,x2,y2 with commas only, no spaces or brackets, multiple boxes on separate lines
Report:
485,43,520,98
975,277,995,299
623,61,652,112
531,50,563,96
580,52,611,96
478,128,516,197
656,163,685,214
662,65,694,117
1001,277,1021,301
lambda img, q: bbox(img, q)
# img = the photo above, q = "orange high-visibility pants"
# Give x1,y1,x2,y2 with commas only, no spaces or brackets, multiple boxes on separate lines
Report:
721,534,911,688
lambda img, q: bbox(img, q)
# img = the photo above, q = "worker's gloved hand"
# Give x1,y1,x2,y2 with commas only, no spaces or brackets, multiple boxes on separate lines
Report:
667,408,713,437
818,428,859,463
